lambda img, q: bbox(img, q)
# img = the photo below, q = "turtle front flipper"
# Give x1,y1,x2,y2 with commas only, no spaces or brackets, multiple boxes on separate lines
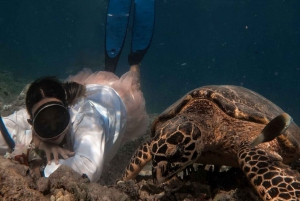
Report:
122,141,152,180
238,113,300,200
238,142,300,200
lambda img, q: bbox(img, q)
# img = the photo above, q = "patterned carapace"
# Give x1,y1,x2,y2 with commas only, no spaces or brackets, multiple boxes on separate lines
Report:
122,85,300,201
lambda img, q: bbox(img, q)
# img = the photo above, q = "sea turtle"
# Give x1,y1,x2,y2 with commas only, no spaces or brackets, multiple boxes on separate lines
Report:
122,85,300,201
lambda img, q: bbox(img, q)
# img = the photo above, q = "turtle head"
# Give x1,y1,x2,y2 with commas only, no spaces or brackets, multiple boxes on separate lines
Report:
152,143,187,184
151,118,201,184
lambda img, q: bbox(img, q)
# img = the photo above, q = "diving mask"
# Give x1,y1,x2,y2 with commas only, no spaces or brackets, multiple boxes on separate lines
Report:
28,101,70,141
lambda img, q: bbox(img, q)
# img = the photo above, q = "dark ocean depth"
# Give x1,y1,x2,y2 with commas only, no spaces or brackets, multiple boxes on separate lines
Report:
0,0,299,123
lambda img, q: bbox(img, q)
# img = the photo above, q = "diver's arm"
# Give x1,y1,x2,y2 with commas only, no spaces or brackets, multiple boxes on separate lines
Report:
0,109,31,154
62,126,105,182
43,117,106,182
32,133,74,165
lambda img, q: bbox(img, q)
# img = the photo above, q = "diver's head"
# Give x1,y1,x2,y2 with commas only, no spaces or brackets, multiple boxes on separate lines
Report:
26,77,70,144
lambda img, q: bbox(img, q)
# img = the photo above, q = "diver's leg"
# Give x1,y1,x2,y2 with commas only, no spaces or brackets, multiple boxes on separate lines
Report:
105,0,132,72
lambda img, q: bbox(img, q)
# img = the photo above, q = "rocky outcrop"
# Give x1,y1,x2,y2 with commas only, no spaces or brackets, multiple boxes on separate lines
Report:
0,156,131,201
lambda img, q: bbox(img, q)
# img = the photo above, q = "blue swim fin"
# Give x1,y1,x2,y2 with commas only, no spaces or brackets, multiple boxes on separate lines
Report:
128,0,155,66
105,0,155,71
105,0,132,72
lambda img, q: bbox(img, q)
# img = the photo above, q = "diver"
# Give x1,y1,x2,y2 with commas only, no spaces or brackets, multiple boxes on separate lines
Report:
0,66,148,182
0,0,155,182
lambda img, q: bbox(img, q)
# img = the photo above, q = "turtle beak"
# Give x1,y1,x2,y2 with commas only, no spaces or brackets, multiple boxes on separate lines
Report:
153,161,183,184
153,161,168,184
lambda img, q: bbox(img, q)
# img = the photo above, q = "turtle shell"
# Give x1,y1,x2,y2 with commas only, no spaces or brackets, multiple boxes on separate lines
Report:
151,85,300,150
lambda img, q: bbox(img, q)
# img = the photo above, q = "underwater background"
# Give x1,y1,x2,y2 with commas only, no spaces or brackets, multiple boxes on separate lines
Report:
0,0,299,123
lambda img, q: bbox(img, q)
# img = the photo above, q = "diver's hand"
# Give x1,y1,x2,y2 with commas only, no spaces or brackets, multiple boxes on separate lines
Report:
32,133,75,164
38,141,75,165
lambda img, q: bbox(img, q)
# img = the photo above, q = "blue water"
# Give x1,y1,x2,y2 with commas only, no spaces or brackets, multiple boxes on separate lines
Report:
0,0,300,123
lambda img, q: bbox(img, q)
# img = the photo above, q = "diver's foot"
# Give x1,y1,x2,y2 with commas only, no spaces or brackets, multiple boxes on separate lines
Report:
129,64,141,88
130,64,140,73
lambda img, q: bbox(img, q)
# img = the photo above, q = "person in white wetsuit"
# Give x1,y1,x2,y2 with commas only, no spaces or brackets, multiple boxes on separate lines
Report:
0,65,148,182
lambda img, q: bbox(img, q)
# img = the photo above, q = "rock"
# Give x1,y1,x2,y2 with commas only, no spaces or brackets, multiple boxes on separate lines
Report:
37,177,50,193
0,157,47,201
48,165,131,201
0,157,130,201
